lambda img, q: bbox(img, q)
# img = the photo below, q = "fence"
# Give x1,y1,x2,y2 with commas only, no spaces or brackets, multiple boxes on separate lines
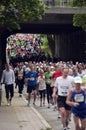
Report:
41,0,86,8
41,0,73,7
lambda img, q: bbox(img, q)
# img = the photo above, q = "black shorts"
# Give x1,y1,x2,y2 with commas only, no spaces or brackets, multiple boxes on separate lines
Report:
39,90,46,98
57,95,71,110
27,85,37,93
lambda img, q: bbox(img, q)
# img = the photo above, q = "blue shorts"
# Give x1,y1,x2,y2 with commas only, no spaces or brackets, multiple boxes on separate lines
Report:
72,108,86,119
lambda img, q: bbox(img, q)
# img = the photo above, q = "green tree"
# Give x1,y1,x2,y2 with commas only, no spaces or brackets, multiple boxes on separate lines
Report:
41,34,52,57
0,0,45,31
72,0,86,7
72,0,86,31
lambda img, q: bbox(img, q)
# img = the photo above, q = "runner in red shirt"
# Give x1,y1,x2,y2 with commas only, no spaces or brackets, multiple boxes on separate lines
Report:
51,64,62,115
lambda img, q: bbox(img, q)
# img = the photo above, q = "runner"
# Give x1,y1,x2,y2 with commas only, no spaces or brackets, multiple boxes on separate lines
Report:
52,67,74,130
1,63,15,106
66,76,86,130
45,66,52,108
51,64,62,115
16,63,25,97
25,65,38,106
37,69,46,107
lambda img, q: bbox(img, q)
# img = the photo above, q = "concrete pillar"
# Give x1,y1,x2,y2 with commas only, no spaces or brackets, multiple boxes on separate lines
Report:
55,34,60,58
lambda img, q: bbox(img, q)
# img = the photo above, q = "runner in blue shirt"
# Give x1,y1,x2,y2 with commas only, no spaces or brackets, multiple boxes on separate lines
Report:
66,76,86,130
25,65,38,106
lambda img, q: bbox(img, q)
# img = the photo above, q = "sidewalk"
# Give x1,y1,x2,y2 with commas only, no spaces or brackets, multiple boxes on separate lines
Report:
0,86,52,130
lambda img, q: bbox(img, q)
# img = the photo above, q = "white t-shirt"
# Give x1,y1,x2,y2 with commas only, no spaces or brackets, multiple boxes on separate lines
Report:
54,76,74,96
38,76,46,91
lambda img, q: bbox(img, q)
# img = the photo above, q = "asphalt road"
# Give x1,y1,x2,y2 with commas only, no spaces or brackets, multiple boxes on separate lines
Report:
33,97,75,130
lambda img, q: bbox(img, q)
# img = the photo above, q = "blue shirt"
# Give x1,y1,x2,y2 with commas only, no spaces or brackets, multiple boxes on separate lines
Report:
71,90,86,118
25,71,38,87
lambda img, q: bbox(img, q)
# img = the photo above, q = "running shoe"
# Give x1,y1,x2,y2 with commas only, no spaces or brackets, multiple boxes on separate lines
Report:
7,101,10,106
66,120,70,129
27,103,31,107
63,127,67,130
57,112,61,118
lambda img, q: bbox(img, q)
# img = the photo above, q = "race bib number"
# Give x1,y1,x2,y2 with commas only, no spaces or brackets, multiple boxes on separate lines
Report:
30,77,34,81
74,94,84,102
47,79,50,82
61,86,69,96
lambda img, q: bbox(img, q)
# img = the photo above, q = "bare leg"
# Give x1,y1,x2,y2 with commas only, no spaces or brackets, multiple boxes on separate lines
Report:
33,90,37,104
59,107,67,128
80,118,86,130
27,93,31,105
73,115,81,130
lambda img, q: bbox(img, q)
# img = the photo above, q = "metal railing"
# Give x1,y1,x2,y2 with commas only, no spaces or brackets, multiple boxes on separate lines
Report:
41,0,73,7
41,0,72,7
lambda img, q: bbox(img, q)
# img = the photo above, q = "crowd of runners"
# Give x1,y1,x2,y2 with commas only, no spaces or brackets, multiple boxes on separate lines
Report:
1,60,86,130
1,32,86,130
6,33,50,66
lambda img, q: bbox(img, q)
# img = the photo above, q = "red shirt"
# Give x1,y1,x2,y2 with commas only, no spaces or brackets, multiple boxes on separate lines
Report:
52,71,62,80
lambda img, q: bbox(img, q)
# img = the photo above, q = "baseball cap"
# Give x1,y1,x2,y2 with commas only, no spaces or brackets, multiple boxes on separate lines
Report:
74,76,82,84
51,66,54,69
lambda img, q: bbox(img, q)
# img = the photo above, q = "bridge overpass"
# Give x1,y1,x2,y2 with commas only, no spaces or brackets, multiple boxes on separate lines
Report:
41,0,86,8
15,6,86,63
18,6,86,34
46,7,86,14
1,5,86,65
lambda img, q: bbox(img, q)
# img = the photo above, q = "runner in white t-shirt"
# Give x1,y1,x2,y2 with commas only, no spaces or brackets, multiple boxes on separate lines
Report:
37,69,46,107
52,67,74,130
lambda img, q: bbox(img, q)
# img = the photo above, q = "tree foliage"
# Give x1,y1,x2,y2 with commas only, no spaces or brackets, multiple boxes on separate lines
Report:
0,0,46,31
72,0,86,31
72,0,86,7
40,34,52,57
73,14,86,31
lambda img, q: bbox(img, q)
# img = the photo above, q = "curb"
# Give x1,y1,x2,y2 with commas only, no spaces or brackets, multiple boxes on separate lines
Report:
22,95,53,130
